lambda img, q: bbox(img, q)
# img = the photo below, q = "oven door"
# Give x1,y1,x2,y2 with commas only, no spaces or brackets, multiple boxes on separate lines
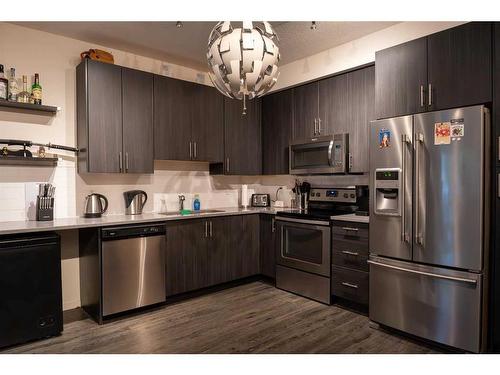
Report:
276,217,331,276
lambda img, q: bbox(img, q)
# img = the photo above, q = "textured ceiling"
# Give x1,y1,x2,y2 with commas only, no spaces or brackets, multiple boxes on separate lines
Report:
15,21,398,71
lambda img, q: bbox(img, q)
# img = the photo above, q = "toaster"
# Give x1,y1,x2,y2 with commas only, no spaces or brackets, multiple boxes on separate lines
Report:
251,194,270,207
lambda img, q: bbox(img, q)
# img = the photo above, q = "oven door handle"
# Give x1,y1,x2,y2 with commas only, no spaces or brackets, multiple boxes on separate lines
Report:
327,140,334,166
276,216,331,227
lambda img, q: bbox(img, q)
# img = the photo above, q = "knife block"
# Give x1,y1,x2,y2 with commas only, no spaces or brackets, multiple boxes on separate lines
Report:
36,197,54,221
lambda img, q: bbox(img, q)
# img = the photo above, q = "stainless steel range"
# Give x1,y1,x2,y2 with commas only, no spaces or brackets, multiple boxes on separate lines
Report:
275,186,367,304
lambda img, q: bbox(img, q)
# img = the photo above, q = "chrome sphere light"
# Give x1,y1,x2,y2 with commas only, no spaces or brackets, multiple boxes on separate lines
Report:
207,21,280,114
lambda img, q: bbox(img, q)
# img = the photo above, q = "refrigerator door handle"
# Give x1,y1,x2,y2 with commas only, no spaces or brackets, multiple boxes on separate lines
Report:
415,133,424,245
401,134,411,242
367,260,478,285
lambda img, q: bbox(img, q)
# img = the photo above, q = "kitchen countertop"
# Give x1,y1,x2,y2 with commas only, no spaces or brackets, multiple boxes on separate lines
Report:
0,207,369,236
0,207,286,236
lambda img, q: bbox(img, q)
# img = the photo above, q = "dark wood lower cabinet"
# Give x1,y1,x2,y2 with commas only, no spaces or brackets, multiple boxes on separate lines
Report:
165,215,260,297
227,214,260,280
331,221,369,308
165,220,209,296
260,214,276,278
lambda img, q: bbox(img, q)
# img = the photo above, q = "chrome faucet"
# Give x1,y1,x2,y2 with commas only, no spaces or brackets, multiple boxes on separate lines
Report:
178,195,185,211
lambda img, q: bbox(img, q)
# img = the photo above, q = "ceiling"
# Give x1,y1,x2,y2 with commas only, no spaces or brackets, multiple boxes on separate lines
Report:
15,21,398,71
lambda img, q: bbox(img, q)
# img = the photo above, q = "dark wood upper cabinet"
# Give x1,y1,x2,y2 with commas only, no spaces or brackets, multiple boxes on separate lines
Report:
154,77,224,163
427,22,492,111
77,59,123,173
122,68,154,174
316,65,375,173
375,22,492,119
319,73,349,136
375,36,427,119
262,90,293,175
347,65,375,173
77,60,154,174
293,82,319,139
191,85,224,162
224,97,262,175
495,23,500,167
154,75,194,161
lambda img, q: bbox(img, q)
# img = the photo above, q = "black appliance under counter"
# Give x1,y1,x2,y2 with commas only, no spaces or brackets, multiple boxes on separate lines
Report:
0,232,63,349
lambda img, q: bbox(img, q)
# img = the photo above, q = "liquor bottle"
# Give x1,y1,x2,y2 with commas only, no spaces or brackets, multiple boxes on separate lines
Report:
8,68,19,102
17,75,30,103
31,73,42,105
0,64,8,100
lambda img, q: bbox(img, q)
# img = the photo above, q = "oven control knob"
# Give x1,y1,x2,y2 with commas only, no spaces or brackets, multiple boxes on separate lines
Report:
343,193,348,198
350,194,355,198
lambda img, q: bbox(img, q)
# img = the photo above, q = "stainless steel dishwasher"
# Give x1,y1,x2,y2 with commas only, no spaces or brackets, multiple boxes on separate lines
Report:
101,224,166,317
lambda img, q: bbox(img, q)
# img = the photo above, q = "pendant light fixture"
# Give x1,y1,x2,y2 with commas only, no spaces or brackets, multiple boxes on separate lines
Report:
207,21,280,115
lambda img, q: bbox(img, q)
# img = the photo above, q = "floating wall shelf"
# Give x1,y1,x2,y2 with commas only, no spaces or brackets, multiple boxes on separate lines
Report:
0,156,58,167
0,100,60,114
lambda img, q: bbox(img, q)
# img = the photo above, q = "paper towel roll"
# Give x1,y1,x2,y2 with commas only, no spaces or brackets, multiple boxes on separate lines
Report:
241,185,248,208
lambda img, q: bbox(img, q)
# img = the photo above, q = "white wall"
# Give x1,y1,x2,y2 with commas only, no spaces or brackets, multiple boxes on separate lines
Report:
272,21,465,91
0,21,465,311
0,22,213,310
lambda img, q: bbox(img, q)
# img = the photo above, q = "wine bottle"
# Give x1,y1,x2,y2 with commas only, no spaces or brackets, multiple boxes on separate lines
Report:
31,73,42,105
0,64,8,100
8,68,19,102
18,75,30,103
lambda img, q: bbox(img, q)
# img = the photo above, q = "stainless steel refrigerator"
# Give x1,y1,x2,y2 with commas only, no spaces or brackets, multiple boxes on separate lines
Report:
369,105,490,353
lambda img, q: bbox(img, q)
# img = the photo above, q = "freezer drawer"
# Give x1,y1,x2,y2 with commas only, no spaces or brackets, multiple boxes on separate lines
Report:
369,256,483,352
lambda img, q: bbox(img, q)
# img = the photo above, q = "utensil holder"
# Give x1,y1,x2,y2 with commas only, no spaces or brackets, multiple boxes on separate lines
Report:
36,196,54,221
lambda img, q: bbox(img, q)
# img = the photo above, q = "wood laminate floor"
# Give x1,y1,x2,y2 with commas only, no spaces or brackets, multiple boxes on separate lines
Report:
3,281,441,354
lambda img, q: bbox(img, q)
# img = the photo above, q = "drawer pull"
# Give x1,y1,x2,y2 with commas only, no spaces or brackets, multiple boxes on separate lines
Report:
341,250,359,256
341,282,359,289
342,227,359,232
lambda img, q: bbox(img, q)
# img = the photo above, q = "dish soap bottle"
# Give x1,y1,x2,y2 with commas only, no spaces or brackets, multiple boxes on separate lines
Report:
193,194,201,211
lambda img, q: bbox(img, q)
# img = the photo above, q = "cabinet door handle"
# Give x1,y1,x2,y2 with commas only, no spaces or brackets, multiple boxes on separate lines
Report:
341,250,359,256
498,174,500,198
313,118,317,135
226,157,230,173
318,118,322,134
497,136,500,162
189,141,193,160
119,152,123,172
209,221,213,238
420,85,424,107
271,217,276,233
341,282,359,289
428,83,432,107
193,141,197,159
341,227,359,232
125,152,129,172
205,221,208,238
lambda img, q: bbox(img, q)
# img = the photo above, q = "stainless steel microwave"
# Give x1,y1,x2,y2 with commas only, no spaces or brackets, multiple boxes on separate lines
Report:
289,134,349,175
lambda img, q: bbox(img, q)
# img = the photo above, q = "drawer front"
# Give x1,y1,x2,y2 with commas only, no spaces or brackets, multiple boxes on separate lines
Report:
332,237,368,256
332,223,369,241
331,265,369,305
332,250,369,272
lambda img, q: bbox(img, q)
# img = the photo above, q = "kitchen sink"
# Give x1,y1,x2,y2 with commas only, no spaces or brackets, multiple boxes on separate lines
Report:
159,209,225,216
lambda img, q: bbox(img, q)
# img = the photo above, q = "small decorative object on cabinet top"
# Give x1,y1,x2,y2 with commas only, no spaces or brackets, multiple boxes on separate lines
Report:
207,21,280,114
